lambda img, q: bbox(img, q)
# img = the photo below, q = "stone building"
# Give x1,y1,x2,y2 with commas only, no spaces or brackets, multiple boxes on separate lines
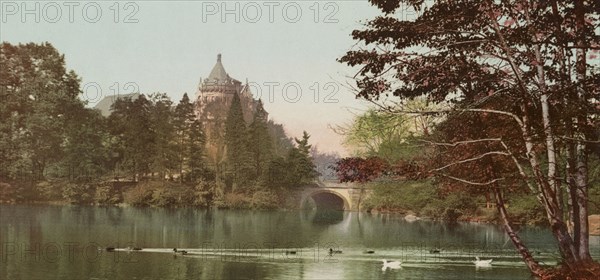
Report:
194,54,264,165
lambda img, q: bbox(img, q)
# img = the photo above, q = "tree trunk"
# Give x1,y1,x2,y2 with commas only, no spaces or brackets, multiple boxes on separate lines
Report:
573,0,592,262
575,144,591,261
493,185,545,277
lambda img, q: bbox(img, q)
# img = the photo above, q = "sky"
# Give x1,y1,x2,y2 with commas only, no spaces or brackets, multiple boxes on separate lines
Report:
0,0,407,155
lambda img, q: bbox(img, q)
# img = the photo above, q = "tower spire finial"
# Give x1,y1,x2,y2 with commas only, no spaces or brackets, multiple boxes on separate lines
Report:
217,53,222,62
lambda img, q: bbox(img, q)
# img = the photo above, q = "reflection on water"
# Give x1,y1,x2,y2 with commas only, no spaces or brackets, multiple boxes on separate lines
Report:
1,205,599,279
303,209,345,225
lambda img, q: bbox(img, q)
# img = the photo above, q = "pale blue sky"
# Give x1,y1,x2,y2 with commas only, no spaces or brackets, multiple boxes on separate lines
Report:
0,0,403,155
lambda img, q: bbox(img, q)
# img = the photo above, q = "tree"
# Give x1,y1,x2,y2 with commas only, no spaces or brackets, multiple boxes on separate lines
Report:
173,93,195,181
286,131,318,187
148,93,176,179
187,118,206,182
334,109,409,157
267,120,294,157
339,0,599,277
223,92,252,190
108,95,154,180
333,157,389,183
247,100,273,181
0,42,82,181
61,105,110,181
310,146,340,181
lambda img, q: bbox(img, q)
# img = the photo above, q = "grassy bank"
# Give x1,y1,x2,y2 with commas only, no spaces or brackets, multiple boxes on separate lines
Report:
360,179,549,225
0,179,288,210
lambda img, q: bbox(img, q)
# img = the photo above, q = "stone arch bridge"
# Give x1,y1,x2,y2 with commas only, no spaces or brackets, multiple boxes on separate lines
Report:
298,181,369,211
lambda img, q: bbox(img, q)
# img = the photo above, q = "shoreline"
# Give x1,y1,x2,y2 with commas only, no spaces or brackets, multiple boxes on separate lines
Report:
3,201,599,235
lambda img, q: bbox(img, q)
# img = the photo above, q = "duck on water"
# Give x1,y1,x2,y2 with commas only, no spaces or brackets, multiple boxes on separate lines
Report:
381,259,402,270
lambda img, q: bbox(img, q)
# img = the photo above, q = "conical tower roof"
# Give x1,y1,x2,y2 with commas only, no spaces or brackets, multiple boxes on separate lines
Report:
208,54,229,81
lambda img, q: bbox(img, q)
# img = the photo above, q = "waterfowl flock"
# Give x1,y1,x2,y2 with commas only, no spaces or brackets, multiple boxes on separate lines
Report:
101,246,495,270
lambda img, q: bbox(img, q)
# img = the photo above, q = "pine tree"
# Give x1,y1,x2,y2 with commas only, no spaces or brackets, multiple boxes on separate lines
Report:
223,92,251,191
247,100,273,182
174,93,194,181
148,93,175,179
108,95,154,180
187,119,206,182
286,131,318,187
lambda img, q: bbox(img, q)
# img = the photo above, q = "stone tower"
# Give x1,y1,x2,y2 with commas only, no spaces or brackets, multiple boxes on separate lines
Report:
194,54,261,165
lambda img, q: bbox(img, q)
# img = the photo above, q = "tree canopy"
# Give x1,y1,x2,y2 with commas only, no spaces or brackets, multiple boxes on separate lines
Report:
339,0,599,277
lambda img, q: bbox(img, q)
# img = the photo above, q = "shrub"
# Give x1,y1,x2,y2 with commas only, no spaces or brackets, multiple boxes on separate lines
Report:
363,180,437,213
36,181,62,201
62,183,94,204
150,187,178,207
222,192,252,209
123,184,154,206
506,194,546,225
0,182,18,203
250,189,279,209
95,183,123,205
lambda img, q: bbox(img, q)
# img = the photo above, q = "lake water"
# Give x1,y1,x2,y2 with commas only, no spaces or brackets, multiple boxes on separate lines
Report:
1,205,599,279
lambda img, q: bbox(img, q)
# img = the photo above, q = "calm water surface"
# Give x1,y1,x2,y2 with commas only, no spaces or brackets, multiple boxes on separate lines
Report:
1,205,599,279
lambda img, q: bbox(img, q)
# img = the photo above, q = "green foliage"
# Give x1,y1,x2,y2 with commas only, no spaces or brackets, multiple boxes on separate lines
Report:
0,42,83,180
250,189,279,209
190,179,215,207
247,100,273,182
0,182,21,203
340,109,410,158
212,187,279,209
223,92,252,190
36,181,62,201
336,99,439,162
439,193,478,223
364,180,479,222
94,183,123,205
285,131,318,187
123,184,154,207
187,119,207,182
0,42,308,210
264,156,289,187
108,95,155,177
173,93,207,183
363,180,437,212
506,194,547,226
589,158,600,215
267,120,294,157
148,93,176,178
61,106,110,181
62,183,94,205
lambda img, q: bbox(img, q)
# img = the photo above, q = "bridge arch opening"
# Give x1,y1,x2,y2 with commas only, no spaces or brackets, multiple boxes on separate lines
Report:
303,191,349,211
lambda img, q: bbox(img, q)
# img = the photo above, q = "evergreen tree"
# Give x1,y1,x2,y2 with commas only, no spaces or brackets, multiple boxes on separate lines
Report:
148,93,175,179
223,92,251,190
187,119,206,183
247,100,273,182
61,105,109,181
173,93,195,181
286,131,318,187
108,95,154,180
267,120,294,157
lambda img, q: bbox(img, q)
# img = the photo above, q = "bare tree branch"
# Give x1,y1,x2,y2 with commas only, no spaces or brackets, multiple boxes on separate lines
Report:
420,138,502,147
431,151,510,172
435,173,505,186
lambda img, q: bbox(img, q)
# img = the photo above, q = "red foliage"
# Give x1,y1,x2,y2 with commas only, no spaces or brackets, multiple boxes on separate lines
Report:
333,157,389,183
333,156,429,183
